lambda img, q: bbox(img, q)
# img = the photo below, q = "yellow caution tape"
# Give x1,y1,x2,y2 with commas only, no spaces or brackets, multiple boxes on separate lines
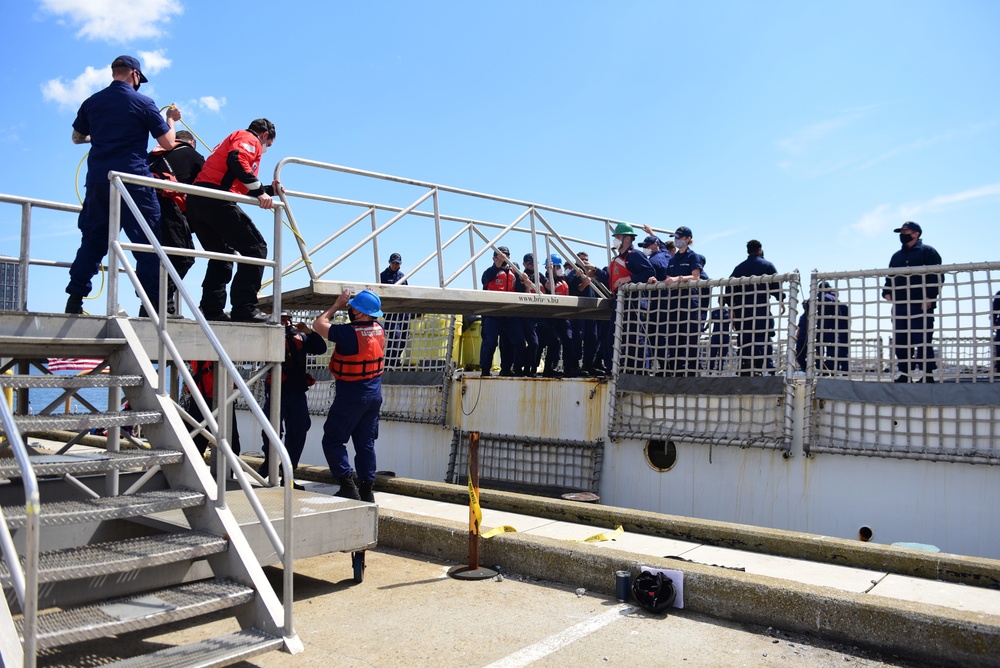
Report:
569,525,625,543
468,475,482,531
482,525,518,539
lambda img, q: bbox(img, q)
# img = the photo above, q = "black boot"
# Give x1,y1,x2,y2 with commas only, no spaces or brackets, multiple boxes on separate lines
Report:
335,475,360,500
358,480,375,503
65,293,84,314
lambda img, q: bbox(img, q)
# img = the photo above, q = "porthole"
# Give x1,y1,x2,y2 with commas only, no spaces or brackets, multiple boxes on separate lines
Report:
645,439,677,472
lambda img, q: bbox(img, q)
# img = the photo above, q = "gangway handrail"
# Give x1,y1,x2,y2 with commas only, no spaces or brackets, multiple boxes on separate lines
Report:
105,172,298,642
0,394,39,667
271,157,624,291
273,158,633,223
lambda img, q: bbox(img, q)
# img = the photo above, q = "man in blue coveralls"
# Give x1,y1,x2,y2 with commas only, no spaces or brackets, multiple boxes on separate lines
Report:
313,289,386,502
66,55,181,315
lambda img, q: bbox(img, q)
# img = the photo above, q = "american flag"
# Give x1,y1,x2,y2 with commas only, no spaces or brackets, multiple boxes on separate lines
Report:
47,358,103,372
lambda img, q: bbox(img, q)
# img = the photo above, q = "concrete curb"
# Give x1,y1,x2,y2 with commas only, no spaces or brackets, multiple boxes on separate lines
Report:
378,508,1000,668
367,474,1000,591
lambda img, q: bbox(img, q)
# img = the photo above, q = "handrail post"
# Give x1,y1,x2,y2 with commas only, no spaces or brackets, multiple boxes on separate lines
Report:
433,189,444,287
107,179,121,316
18,203,30,312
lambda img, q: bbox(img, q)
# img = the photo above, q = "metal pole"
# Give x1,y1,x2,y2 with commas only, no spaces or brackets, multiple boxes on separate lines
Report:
468,431,480,569
447,431,497,580
18,203,30,312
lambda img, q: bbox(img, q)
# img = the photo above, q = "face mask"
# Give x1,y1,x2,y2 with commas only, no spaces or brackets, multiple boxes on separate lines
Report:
642,247,653,257
675,238,689,250
612,237,622,251
899,233,913,244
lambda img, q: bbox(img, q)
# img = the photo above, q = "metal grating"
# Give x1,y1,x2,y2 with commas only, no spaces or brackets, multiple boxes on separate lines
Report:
0,449,182,479
2,489,205,528
0,531,227,585
14,578,254,649
447,430,604,496
103,628,282,668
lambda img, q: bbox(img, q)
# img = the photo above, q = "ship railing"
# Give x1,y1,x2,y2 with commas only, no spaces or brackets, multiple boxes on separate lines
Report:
271,157,646,298
611,272,802,452
801,263,1000,464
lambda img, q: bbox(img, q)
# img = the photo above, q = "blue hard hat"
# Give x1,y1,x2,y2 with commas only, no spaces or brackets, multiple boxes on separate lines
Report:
348,289,383,318
549,254,563,266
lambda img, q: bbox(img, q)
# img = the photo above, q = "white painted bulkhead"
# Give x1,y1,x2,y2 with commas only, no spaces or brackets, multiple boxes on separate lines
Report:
239,373,1000,560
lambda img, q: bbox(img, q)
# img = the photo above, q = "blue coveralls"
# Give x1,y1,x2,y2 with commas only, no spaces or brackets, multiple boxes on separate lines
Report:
727,254,782,373
882,240,942,377
379,267,411,366
68,80,169,303
664,249,704,372
321,322,384,483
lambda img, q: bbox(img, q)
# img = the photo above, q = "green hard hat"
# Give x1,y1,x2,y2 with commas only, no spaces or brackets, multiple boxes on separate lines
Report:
613,222,636,236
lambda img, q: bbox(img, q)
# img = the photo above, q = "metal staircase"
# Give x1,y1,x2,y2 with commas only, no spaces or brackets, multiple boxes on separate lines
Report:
0,319,298,667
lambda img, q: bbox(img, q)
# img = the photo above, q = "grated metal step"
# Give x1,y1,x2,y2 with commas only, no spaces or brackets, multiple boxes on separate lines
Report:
0,374,143,389
14,578,255,650
0,449,183,479
0,530,227,586
3,488,205,529
103,628,283,668
6,410,162,433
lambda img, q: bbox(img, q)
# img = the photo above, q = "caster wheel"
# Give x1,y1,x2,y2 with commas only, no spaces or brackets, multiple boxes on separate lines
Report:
352,551,366,583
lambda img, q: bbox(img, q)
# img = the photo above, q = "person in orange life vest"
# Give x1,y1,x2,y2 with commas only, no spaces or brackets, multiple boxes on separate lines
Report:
148,130,205,317
258,312,328,488
313,289,386,502
185,361,240,474
186,118,282,323
588,223,654,373
478,246,526,376
537,255,579,377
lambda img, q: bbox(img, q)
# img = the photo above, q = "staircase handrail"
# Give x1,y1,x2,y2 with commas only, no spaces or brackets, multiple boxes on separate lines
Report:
0,397,38,667
105,172,297,640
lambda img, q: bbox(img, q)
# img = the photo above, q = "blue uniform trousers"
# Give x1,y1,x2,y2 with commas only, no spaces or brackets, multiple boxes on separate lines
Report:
259,384,312,477
68,182,161,302
321,392,381,482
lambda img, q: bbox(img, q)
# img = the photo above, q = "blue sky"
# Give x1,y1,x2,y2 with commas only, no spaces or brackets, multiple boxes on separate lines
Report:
2,1,999,315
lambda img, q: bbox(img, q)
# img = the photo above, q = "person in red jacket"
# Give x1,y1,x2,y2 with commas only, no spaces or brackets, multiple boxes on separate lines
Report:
186,119,282,322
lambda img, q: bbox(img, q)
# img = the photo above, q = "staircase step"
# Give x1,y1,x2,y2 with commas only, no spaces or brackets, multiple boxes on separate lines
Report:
0,374,143,389
0,530,227,586
15,578,255,650
0,449,183,479
8,410,162,433
104,628,283,668
3,488,205,529
0,336,127,358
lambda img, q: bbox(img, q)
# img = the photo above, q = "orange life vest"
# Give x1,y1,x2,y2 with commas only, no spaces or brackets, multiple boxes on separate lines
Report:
329,322,386,381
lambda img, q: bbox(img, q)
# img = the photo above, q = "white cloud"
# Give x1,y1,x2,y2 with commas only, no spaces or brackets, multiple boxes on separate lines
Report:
40,0,183,42
137,49,171,75
852,184,1000,238
41,65,109,110
199,96,226,112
